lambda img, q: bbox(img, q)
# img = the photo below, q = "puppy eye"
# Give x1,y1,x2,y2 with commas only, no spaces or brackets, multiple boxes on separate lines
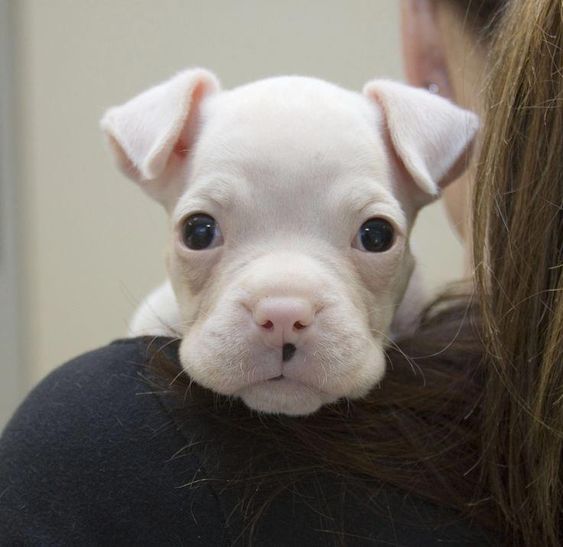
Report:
181,213,222,250
354,217,394,253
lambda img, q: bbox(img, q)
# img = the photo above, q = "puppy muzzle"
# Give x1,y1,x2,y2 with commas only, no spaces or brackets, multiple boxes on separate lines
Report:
178,251,388,415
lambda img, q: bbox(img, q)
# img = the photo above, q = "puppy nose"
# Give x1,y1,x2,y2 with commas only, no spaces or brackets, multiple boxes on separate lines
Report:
253,297,314,347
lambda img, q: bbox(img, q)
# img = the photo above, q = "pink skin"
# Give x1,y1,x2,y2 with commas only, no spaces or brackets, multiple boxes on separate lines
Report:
252,297,314,348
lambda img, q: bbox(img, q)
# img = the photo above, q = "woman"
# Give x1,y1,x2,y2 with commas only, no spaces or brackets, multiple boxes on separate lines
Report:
1,0,561,544
403,0,563,544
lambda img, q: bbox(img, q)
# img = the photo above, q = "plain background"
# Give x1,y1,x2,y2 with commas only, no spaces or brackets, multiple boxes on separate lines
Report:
1,0,465,428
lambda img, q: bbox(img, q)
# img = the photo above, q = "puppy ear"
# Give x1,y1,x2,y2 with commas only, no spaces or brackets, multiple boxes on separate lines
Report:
101,68,220,202
363,80,479,196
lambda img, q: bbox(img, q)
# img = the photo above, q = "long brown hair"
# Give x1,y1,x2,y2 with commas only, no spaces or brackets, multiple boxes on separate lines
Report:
473,0,563,543
448,0,507,34
148,0,563,544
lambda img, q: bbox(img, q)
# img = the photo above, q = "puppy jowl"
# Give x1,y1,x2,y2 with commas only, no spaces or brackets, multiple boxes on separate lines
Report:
102,69,478,416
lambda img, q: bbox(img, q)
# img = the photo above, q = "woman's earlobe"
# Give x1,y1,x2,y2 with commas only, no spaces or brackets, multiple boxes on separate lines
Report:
400,0,453,99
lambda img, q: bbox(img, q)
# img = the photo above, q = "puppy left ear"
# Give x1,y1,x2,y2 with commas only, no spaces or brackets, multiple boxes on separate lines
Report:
363,80,479,196
101,68,220,205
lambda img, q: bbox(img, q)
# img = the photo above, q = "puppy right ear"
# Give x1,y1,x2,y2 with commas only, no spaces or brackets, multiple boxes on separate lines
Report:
363,79,479,199
100,68,220,204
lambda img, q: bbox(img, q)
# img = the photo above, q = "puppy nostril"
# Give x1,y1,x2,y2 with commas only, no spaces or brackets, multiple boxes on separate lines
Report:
294,321,307,330
261,320,274,330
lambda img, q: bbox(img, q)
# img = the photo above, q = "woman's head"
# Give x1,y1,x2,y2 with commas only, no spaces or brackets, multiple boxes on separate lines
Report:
405,0,563,542
401,0,507,242
473,0,563,542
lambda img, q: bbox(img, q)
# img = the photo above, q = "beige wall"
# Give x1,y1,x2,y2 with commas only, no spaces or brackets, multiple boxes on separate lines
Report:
13,0,463,387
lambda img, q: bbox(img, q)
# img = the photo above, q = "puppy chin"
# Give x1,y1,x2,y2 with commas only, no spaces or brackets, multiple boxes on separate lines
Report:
237,380,339,416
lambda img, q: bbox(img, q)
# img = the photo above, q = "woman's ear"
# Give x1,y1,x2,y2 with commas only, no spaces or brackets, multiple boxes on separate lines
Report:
400,0,453,98
100,68,220,205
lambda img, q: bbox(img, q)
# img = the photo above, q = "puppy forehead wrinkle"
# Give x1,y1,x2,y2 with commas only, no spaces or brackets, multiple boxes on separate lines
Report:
200,76,383,164
332,178,406,223
174,176,244,219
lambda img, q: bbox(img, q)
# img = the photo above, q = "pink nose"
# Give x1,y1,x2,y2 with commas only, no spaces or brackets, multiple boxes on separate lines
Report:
253,297,314,347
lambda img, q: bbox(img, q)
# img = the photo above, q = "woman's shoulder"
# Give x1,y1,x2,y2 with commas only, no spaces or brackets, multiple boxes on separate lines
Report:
0,337,495,546
0,337,229,545
1,337,179,452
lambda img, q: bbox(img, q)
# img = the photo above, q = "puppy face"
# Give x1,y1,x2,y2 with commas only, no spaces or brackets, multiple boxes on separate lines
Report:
102,70,478,415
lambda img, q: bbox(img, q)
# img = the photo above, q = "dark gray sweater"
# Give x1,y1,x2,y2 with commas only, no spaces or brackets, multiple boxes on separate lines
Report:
0,337,493,546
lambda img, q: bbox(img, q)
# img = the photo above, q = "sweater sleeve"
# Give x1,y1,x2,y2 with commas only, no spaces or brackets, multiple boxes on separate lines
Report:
0,339,229,546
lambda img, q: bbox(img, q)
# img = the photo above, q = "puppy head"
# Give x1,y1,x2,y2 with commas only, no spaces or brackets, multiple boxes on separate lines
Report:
102,69,478,415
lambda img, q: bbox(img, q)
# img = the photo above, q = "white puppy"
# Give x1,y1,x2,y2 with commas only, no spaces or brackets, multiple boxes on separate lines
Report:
101,69,478,416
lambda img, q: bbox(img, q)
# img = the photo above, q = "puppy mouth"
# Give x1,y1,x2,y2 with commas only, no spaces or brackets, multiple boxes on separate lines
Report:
261,375,321,391
259,374,330,396
266,344,297,381
282,343,297,362
257,344,329,391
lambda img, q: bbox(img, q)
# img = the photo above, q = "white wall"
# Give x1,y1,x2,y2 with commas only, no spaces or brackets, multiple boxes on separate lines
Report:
1,0,24,430
11,0,463,394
